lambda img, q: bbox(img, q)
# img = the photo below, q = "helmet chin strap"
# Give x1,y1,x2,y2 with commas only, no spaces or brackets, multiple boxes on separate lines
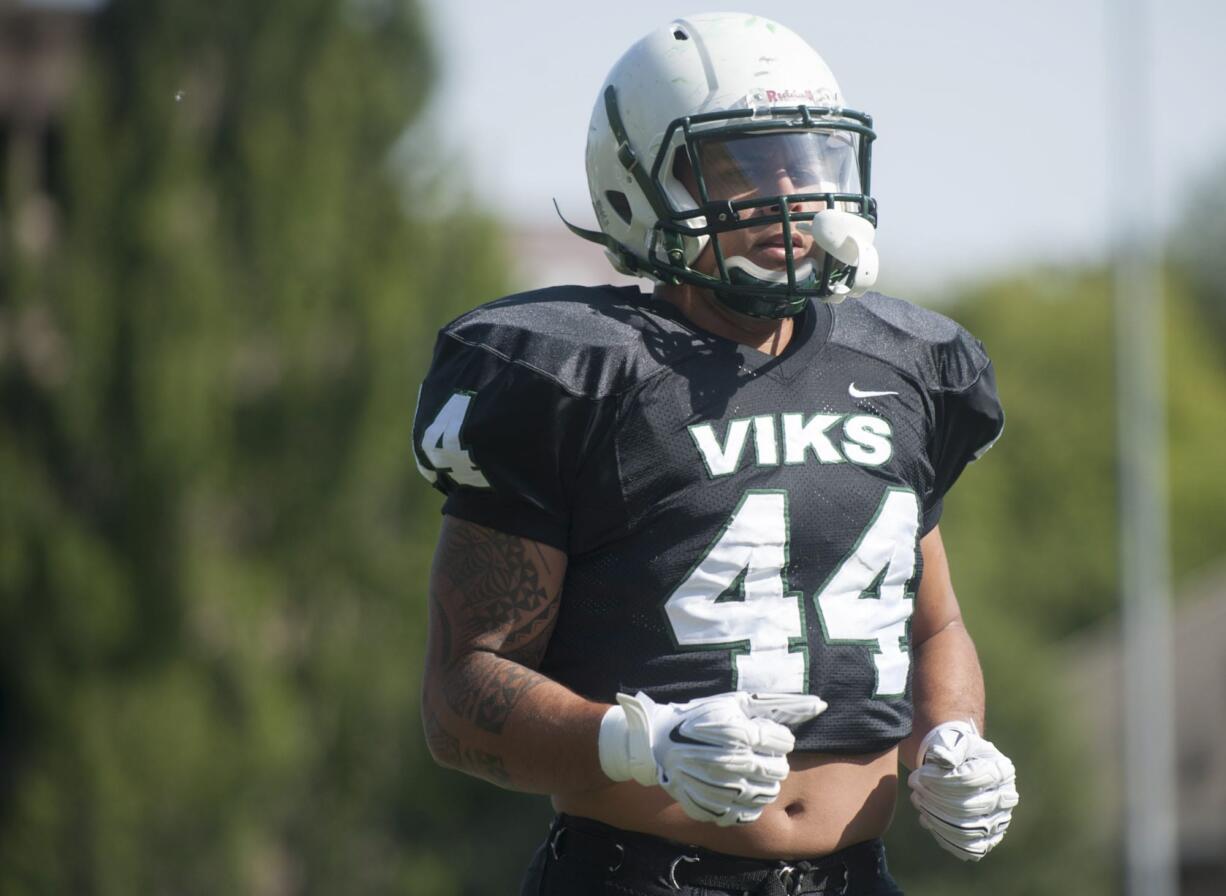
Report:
712,256,817,319
724,256,817,285
800,210,879,299
715,209,880,315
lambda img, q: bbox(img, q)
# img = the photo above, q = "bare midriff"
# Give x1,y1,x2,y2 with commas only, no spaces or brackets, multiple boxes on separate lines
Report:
551,746,899,859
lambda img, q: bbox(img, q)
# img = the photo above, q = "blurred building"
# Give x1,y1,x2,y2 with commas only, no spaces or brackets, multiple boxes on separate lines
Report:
1065,565,1226,896
0,0,104,258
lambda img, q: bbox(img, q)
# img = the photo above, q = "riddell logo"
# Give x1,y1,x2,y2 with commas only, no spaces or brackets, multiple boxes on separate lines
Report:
755,87,837,105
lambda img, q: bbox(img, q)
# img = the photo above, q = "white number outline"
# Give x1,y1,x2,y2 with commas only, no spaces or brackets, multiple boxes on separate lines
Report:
415,389,490,488
662,486,921,700
662,490,809,693
811,487,919,699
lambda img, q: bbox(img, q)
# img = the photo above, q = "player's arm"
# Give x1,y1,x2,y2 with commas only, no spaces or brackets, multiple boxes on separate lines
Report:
414,332,823,815
898,525,983,770
420,515,825,823
901,524,1018,861
420,515,608,793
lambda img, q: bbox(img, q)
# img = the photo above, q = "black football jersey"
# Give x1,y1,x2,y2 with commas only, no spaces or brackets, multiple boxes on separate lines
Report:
412,285,1003,754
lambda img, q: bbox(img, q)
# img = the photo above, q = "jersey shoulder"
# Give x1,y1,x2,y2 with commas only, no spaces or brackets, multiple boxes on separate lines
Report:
829,291,992,394
439,284,702,399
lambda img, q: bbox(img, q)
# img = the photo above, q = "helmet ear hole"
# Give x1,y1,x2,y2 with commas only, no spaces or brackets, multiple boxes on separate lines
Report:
605,190,633,224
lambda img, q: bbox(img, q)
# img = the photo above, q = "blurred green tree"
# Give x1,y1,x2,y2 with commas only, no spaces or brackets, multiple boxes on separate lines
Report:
884,270,1226,896
938,269,1226,640
0,1,549,893
1170,155,1226,348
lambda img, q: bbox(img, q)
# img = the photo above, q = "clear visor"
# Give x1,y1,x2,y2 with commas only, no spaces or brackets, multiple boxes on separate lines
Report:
693,130,861,204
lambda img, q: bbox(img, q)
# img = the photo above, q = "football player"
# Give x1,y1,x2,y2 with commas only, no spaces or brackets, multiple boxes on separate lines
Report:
414,13,1018,895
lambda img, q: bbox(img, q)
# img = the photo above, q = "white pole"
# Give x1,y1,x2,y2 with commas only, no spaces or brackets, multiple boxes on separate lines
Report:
1109,2,1178,895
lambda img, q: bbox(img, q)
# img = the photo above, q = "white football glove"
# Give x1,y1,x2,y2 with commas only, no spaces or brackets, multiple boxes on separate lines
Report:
598,691,827,827
908,720,1019,861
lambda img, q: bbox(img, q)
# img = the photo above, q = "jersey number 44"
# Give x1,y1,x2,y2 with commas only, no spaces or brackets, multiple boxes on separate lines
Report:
664,488,918,698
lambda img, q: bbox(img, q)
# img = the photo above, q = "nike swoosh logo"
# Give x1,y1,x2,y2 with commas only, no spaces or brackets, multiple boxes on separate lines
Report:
669,723,712,748
849,383,899,399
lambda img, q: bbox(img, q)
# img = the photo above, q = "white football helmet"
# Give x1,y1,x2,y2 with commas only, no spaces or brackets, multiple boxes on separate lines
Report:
563,12,879,318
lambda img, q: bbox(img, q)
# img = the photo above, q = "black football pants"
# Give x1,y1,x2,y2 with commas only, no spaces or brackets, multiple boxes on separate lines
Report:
520,814,905,896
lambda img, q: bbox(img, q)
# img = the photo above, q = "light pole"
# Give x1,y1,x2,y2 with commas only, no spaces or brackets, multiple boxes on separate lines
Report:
1109,2,1178,894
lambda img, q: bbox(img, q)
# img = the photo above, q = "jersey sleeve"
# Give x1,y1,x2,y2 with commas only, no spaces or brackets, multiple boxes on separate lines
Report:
922,337,1005,533
412,330,597,551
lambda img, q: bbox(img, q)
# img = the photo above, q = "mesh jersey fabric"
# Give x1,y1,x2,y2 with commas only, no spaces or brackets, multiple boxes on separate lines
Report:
412,285,1003,753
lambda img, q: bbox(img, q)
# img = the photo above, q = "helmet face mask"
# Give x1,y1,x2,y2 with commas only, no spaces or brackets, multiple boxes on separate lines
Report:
572,13,881,319
649,105,878,317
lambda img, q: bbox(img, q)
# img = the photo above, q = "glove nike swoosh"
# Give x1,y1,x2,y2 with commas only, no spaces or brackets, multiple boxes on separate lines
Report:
669,723,714,747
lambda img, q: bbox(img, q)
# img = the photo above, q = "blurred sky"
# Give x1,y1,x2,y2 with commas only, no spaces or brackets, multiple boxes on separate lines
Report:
419,0,1226,288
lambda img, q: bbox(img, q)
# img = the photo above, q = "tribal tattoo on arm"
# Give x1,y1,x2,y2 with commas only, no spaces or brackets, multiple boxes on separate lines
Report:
423,517,565,786
423,700,511,786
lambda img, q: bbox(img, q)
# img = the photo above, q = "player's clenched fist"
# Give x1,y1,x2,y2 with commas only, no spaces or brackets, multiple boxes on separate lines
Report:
598,691,827,826
908,720,1018,860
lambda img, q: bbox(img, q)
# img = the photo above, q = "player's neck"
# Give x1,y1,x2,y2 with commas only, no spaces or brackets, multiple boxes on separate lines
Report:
656,284,794,357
